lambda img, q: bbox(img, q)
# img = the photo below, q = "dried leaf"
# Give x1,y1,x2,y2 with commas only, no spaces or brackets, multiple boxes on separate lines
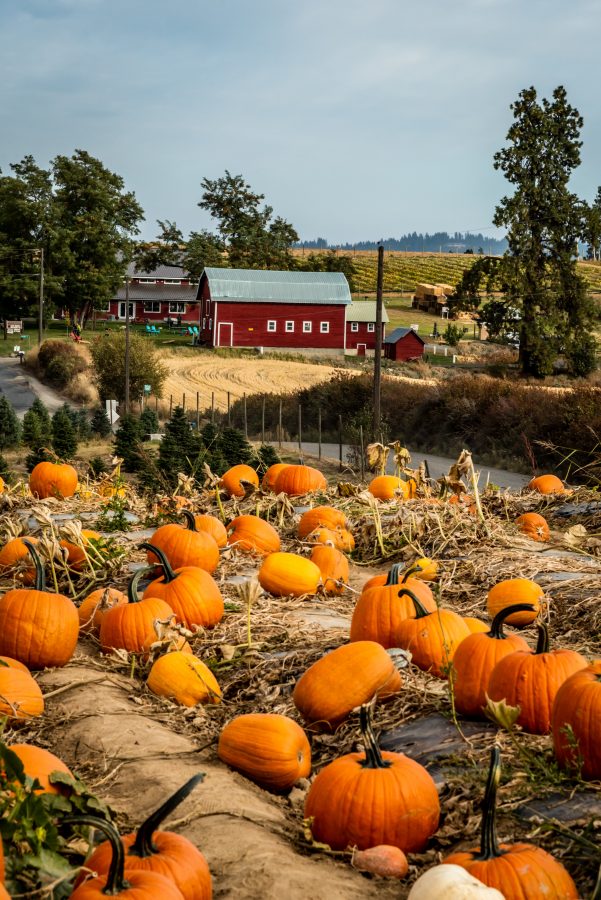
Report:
483,695,521,730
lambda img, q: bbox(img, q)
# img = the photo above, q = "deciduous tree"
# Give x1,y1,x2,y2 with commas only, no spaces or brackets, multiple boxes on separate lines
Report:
90,331,167,403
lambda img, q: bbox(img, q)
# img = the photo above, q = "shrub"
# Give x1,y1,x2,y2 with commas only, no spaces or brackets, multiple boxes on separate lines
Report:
90,332,167,403
52,405,78,460
37,340,87,388
91,406,112,438
443,324,468,346
140,406,159,436
0,397,21,450
88,456,108,477
114,414,144,473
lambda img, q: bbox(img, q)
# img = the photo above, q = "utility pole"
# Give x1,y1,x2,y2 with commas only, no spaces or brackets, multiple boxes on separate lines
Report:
38,247,44,346
124,275,130,415
372,243,384,439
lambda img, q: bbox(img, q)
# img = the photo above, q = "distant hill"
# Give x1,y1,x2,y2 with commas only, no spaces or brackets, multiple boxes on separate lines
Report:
295,232,508,254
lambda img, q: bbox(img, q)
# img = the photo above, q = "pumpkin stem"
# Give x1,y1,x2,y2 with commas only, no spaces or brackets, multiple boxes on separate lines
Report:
130,772,205,858
359,705,391,770
535,623,550,655
22,539,45,592
63,815,130,894
489,604,536,639
139,542,178,584
475,746,502,861
397,587,429,619
127,566,157,604
384,563,404,586
592,860,601,900
181,509,198,532
401,564,422,582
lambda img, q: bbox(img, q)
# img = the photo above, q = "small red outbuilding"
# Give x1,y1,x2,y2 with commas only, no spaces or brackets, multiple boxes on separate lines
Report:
384,327,425,362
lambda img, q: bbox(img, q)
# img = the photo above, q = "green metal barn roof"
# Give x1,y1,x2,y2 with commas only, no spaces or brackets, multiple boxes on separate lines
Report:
202,267,351,305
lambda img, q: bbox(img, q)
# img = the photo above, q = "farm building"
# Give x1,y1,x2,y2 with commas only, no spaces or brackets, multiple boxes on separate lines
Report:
107,263,198,324
411,282,454,315
345,301,389,355
384,327,425,362
196,268,351,353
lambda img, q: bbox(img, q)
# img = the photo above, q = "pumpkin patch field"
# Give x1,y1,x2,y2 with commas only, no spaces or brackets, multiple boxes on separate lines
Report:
0,452,600,898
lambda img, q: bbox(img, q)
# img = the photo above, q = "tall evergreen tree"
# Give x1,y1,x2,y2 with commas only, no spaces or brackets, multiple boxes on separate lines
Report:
493,85,596,377
52,405,78,460
157,406,201,485
139,406,159,436
218,427,253,466
90,406,112,438
0,396,21,450
114,414,144,473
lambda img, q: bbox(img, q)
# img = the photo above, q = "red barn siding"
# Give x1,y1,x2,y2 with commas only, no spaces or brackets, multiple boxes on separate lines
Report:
346,322,385,351
211,301,346,349
385,332,424,362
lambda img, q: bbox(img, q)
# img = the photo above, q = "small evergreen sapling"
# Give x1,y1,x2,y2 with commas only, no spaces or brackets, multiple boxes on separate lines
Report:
91,406,112,438
52,405,78,460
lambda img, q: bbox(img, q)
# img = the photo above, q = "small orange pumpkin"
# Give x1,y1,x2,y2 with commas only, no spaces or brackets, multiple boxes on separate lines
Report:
220,464,259,497
60,529,102,571
0,664,44,719
218,713,311,792
99,567,174,654
486,578,542,626
394,589,470,678
552,660,601,780
226,515,281,556
274,464,327,496
78,587,128,635
0,535,39,584
29,461,78,499
350,564,437,648
298,506,348,539
368,475,412,501
147,650,221,707
147,510,220,574
310,544,349,594
140,542,224,630
528,474,565,494
515,512,550,542
193,514,227,548
258,552,321,597
8,743,73,794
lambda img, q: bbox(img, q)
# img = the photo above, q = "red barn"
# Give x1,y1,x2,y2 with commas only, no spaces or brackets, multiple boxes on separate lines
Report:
346,301,389,355
384,327,425,362
196,268,351,352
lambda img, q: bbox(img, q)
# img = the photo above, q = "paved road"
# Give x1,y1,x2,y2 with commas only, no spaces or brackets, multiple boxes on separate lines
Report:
280,441,530,491
0,357,74,418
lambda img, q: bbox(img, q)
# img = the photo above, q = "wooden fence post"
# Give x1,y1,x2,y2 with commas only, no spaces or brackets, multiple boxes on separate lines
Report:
169,395,173,418
278,400,282,449
298,404,302,455
359,424,365,481
338,414,343,472
318,408,322,460
211,392,215,424
243,393,248,437
261,396,266,444
196,391,200,431
182,393,186,411
227,391,231,426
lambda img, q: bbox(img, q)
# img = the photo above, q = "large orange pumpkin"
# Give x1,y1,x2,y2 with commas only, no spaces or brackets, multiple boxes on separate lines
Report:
72,776,211,900
394,590,470,678
297,506,348,539
0,664,44,719
551,660,601,780
140,542,224,630
293,641,402,730
147,510,219,574
258,552,321,597
0,541,79,669
218,713,311,792
220,464,259,497
261,463,290,492
304,705,439,853
68,815,188,900
445,748,578,898
226,515,281,556
8,743,72,794
193,514,227,548
99,567,174,655
487,624,587,734
451,603,533,718
29,461,78,499
486,577,542,626
350,564,437,647
528,474,565,494
274,464,327,496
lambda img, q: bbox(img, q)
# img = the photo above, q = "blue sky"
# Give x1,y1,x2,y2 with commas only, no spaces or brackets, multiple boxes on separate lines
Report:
1,0,600,244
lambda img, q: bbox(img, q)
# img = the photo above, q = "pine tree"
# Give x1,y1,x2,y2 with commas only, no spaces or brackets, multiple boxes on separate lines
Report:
114,414,144,472
0,454,11,483
218,427,253,466
157,406,199,485
256,444,280,474
52,405,78,460
140,406,159,436
76,409,91,441
0,396,21,450
91,406,112,438
493,85,596,376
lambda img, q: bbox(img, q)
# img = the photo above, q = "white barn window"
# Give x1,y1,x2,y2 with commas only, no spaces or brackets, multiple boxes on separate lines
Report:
267,320,277,332
320,321,330,333
303,321,312,333
285,321,294,332
350,322,359,332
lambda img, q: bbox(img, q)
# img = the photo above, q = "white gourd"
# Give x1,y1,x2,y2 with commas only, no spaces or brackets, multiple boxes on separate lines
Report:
408,864,506,899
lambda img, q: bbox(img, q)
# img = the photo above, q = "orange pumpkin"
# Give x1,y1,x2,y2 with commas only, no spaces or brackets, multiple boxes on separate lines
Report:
78,587,128,635
68,815,188,900
451,604,533,718
462,617,490,635
515,512,550,542
394,590,470,678
258,552,321,597
528,474,565,494
141,542,224,630
552,660,601,780
0,535,39,584
72,777,211,900
305,526,355,552
487,624,587,734
350,564,437,648
99,567,174,655
486,578,542,626
147,510,219,574
220,464,259,497
29,461,78,499
0,656,30,673
368,475,412,501
218,713,311,792
445,748,578,898
8,743,72,794
293,641,402,730
147,651,221,707
0,540,79,669
310,544,349,594
0,664,44,719
226,515,281,556
60,529,101,571
304,705,439,853
297,506,348,539
193,514,227,548
274,464,327,496
261,463,290,492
